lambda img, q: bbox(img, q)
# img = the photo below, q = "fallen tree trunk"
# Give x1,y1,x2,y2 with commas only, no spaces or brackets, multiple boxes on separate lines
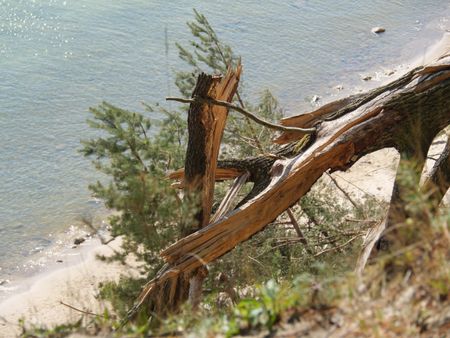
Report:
131,35,450,318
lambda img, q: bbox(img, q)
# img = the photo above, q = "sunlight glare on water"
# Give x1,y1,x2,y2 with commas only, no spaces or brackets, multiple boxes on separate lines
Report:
0,0,449,282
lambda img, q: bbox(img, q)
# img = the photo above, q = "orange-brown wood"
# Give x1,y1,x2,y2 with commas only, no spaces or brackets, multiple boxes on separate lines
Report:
185,66,242,227
134,48,450,316
168,167,243,189
273,96,354,144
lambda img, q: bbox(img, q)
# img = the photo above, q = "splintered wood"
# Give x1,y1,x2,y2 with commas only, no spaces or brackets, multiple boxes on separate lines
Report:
184,66,242,228
135,65,241,314
134,37,450,317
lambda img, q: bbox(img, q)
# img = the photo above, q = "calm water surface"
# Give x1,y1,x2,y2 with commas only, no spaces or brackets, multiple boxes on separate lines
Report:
0,0,449,285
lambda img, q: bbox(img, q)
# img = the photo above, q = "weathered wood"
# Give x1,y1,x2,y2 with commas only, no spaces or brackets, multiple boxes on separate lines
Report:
210,172,250,223
170,135,315,208
144,66,241,315
183,66,242,309
161,61,450,263
423,134,450,206
200,71,442,246
184,67,242,229
134,37,450,317
274,95,360,144
274,66,426,144
168,167,243,186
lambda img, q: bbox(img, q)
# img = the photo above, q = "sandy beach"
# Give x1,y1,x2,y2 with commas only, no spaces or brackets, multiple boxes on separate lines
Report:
0,237,136,337
0,28,448,338
1,149,447,338
1,153,447,337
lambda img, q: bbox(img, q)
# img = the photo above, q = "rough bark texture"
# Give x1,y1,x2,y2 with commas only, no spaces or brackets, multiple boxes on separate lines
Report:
184,66,241,309
132,38,450,318
185,67,242,229
170,134,315,207
137,67,241,316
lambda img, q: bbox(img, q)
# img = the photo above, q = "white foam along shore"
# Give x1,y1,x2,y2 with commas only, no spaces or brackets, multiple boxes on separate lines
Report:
0,32,448,338
0,236,135,337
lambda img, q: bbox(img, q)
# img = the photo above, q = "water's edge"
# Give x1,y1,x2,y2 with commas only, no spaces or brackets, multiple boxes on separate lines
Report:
0,1,449,300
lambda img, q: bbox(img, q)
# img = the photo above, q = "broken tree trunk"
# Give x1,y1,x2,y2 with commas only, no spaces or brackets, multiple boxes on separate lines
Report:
143,66,241,315
132,34,450,318
184,66,242,230
184,66,241,309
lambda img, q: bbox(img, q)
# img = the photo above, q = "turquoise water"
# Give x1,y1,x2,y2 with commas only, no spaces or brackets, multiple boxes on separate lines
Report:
0,1,449,282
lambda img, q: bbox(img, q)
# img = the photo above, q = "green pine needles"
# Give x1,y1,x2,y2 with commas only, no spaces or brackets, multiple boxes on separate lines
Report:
81,102,195,273
80,9,371,326
81,10,284,277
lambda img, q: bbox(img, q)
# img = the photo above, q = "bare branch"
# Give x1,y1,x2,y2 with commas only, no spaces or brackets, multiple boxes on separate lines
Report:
286,208,308,246
59,301,100,317
166,96,316,134
326,172,359,209
314,235,361,257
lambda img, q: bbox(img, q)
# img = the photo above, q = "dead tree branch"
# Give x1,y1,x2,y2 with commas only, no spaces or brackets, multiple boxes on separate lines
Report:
166,96,316,134
130,36,450,318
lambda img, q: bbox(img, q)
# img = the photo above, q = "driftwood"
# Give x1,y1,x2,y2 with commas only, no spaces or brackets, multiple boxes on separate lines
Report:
130,34,450,318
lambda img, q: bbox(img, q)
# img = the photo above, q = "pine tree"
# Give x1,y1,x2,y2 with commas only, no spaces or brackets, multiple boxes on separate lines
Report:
81,9,285,314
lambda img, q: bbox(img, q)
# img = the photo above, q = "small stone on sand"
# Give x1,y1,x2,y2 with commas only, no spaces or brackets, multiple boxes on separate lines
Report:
371,26,386,34
74,237,85,245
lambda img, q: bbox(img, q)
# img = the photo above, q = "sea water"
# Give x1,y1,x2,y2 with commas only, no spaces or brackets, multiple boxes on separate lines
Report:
0,0,449,290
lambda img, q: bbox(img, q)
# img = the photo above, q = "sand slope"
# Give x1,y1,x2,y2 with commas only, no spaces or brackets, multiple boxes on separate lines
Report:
0,237,133,337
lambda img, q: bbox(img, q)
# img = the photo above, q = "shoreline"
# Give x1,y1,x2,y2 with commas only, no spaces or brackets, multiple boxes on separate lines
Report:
0,236,134,337
0,24,449,338
0,214,111,302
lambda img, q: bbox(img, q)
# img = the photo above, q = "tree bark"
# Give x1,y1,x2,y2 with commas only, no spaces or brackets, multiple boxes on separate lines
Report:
141,67,241,316
184,66,241,309
133,36,450,317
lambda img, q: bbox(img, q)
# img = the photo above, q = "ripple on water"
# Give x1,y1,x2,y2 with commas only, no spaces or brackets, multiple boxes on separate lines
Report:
0,0,449,284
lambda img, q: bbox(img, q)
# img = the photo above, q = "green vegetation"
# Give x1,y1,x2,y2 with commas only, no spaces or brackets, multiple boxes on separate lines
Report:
78,9,291,316
19,10,449,338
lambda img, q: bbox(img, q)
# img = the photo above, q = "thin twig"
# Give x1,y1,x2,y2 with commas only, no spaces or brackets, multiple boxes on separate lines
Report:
326,172,359,209
271,221,293,225
59,301,100,317
344,217,378,224
235,91,265,152
332,173,378,199
286,208,308,246
166,96,316,134
314,234,361,257
247,255,265,268
255,239,305,259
